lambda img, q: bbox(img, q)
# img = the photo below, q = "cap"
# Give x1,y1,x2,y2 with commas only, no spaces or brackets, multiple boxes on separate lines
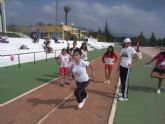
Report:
123,38,131,43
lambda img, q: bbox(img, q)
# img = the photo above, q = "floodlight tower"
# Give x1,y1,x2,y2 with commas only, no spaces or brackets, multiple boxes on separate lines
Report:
0,0,6,32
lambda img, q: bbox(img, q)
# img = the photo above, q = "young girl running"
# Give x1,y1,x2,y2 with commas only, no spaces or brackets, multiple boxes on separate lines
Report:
102,46,118,84
56,48,72,87
69,49,93,109
80,42,88,61
146,51,165,94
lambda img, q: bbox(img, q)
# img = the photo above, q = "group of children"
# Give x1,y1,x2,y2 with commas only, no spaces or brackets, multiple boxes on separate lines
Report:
55,38,165,109
55,38,119,108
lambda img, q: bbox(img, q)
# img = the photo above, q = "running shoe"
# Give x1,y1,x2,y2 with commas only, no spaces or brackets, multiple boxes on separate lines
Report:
78,101,85,109
118,97,128,101
59,83,65,87
156,89,161,94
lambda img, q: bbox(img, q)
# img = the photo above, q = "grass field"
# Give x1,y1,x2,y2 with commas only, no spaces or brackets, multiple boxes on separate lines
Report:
114,53,165,124
0,48,107,104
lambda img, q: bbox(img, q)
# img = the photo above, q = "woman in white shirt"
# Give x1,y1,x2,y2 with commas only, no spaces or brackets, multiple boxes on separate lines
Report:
118,38,139,101
69,49,93,109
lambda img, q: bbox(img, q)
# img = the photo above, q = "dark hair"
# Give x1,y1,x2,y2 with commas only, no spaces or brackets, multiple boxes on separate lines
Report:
61,48,67,53
73,40,77,44
73,48,82,55
105,46,114,57
80,42,88,51
161,51,165,57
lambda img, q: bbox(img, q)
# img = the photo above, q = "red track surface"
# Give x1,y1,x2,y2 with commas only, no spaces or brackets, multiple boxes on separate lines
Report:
0,58,119,124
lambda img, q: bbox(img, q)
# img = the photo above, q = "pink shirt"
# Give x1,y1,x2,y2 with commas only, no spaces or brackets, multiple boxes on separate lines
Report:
154,53,165,67
58,54,71,68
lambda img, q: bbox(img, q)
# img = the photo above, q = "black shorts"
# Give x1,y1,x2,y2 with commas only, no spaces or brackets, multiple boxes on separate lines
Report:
152,67,165,74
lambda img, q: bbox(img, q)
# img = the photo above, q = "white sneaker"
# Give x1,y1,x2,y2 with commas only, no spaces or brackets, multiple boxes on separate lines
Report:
107,80,111,84
156,89,161,94
117,93,122,97
104,80,108,84
84,95,88,101
78,100,85,109
118,97,128,101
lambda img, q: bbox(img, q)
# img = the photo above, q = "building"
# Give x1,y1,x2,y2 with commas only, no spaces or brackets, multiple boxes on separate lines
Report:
8,24,88,40
0,0,6,32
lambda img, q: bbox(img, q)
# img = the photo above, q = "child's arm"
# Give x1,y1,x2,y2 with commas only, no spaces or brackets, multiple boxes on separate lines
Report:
55,56,60,65
89,64,94,79
114,53,118,63
102,53,106,63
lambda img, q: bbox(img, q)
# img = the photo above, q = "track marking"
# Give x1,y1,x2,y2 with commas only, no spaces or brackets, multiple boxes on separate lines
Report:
36,92,73,124
0,57,100,107
0,78,58,107
35,57,100,124
108,79,121,124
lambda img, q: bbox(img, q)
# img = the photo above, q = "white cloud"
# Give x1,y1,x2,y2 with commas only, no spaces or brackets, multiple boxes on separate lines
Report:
5,0,165,37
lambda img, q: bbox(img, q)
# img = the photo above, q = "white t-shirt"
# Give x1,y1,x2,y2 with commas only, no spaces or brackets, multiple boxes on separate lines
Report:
120,47,137,68
161,60,165,66
81,50,88,61
105,58,114,64
70,60,89,82
58,54,70,68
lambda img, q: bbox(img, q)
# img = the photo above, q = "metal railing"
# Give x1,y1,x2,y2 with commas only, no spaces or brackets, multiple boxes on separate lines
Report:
0,49,62,68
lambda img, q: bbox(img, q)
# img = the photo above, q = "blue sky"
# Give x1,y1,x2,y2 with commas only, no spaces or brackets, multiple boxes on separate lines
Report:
5,0,165,38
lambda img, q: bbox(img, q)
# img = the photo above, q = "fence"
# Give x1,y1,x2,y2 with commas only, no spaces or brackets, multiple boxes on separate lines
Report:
0,49,62,68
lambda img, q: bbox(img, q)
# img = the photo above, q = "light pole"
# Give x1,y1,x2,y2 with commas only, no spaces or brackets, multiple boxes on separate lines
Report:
54,0,58,39
71,22,74,38
0,0,6,33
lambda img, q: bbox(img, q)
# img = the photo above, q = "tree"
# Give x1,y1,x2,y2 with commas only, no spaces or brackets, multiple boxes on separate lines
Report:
64,6,71,25
37,22,45,26
98,27,102,34
103,21,113,42
150,32,156,46
137,32,146,46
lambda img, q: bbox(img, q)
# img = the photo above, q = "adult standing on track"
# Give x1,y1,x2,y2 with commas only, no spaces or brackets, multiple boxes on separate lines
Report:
118,38,139,101
146,51,165,94
69,49,93,109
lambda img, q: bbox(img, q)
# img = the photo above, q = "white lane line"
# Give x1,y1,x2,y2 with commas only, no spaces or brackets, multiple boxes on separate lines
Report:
35,57,101,124
108,79,121,124
0,78,58,107
141,49,156,57
36,92,73,124
0,57,100,108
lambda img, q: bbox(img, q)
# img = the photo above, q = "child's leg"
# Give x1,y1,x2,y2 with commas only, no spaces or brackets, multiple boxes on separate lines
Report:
64,68,70,85
59,75,65,86
104,66,108,83
158,78,163,89
59,68,65,86
105,65,108,80
108,69,112,80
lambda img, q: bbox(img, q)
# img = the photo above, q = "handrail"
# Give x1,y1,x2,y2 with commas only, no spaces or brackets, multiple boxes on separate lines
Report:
0,49,62,68
0,49,62,57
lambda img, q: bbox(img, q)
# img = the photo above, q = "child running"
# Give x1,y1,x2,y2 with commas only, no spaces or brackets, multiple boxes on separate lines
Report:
56,48,72,87
146,51,165,94
80,42,88,61
102,46,118,84
69,49,93,109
